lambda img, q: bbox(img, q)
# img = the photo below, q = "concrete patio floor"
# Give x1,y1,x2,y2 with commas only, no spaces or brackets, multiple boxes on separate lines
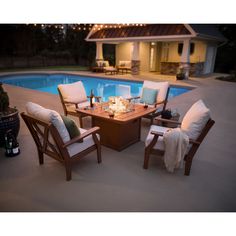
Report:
0,71,235,212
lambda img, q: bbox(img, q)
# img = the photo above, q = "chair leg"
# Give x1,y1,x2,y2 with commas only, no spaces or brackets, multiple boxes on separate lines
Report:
150,117,154,125
79,116,83,128
65,163,72,181
184,159,193,176
143,148,150,169
37,149,44,165
93,134,102,164
97,145,102,164
143,135,158,169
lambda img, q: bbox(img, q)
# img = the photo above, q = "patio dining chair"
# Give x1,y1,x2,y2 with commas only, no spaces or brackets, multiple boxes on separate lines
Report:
58,81,100,128
116,84,131,99
21,102,101,181
144,100,215,175
132,80,170,124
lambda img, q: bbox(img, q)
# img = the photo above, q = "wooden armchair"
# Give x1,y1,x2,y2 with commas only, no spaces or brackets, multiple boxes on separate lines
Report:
58,81,100,128
144,100,215,175
130,80,170,124
21,112,101,181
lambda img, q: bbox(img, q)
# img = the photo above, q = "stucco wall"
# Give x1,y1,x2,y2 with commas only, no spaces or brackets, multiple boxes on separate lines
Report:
139,42,150,72
116,40,208,72
116,42,132,64
161,41,207,63
116,42,150,72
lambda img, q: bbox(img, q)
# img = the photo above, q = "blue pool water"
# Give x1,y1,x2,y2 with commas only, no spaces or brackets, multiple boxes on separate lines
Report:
1,74,190,101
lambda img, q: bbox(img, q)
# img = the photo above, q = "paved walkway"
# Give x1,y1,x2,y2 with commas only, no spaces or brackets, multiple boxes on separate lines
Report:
0,71,235,211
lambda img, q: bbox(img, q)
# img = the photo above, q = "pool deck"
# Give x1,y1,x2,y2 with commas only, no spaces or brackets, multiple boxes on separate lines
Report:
0,70,236,212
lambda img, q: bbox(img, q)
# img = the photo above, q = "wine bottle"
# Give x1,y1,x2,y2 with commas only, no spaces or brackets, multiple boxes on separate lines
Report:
90,89,94,108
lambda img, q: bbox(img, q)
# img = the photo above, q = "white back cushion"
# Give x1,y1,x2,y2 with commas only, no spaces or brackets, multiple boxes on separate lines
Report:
181,100,210,140
143,80,169,103
119,60,131,68
116,84,131,98
26,102,70,143
97,60,109,67
58,81,87,104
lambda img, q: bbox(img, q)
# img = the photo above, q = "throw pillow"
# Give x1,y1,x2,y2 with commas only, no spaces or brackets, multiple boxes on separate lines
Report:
140,87,158,105
61,115,81,140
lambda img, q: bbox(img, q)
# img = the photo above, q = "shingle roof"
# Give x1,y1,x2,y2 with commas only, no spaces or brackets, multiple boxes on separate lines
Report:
88,24,191,40
87,24,226,42
190,24,226,41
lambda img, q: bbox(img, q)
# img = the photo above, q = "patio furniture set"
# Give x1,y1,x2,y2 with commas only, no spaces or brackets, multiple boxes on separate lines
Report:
92,60,131,75
21,80,215,181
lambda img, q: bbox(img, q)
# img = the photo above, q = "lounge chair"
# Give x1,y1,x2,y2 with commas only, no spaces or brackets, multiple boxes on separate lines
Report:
104,66,117,75
133,80,170,124
21,102,101,181
58,81,100,128
117,61,131,74
144,100,215,175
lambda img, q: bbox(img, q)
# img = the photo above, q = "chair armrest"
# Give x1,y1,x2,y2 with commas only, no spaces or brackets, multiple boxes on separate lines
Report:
62,126,100,148
127,96,141,102
155,117,182,125
189,139,201,145
87,96,101,101
64,101,77,105
63,101,78,108
154,100,165,106
150,131,164,137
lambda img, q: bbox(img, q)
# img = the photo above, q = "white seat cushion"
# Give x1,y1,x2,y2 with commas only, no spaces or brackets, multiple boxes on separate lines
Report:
97,60,109,67
67,128,100,157
104,66,116,71
181,100,210,140
145,125,170,150
58,81,87,104
143,80,169,103
26,102,70,143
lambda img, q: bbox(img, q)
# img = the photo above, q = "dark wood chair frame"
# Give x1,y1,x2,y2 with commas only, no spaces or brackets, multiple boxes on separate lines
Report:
143,117,215,175
21,112,102,181
129,87,170,124
58,88,101,128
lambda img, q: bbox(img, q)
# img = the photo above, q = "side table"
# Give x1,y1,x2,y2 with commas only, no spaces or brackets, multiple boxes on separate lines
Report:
156,113,180,128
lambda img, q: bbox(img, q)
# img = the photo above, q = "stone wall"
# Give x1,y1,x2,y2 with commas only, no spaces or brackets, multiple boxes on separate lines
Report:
160,62,204,76
131,60,140,75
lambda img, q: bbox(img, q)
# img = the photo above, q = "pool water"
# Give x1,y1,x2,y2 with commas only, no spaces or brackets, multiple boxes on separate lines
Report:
1,74,190,101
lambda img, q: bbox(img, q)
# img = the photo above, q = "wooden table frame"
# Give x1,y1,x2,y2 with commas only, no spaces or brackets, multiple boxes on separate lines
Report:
76,104,156,151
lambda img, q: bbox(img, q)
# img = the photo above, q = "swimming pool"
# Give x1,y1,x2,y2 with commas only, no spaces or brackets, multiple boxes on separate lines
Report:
1,73,190,101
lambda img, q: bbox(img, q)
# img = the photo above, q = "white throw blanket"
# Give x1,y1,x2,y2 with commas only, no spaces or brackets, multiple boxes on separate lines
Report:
163,128,189,173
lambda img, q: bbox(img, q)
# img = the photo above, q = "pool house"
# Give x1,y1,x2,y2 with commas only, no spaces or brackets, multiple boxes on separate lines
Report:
86,24,226,77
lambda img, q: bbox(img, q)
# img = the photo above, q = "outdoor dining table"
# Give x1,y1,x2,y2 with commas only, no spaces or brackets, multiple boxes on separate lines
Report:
76,103,156,151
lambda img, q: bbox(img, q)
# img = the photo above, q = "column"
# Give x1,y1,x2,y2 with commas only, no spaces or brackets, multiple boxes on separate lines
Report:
131,42,140,75
96,42,104,61
180,39,190,79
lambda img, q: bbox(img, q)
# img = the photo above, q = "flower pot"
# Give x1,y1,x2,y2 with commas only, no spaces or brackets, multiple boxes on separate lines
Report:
0,108,20,147
176,73,186,80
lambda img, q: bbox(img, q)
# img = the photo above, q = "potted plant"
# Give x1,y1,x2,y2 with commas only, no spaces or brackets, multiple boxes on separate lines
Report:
176,66,186,80
0,82,20,147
